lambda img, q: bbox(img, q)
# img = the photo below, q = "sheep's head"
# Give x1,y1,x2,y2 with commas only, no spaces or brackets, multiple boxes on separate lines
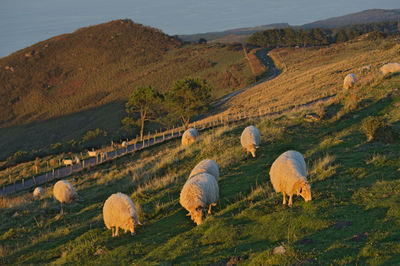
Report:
295,179,312,202
191,206,204,225
124,217,136,236
249,144,259,158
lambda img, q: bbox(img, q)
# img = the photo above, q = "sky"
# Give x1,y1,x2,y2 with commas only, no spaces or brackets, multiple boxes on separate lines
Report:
0,0,399,57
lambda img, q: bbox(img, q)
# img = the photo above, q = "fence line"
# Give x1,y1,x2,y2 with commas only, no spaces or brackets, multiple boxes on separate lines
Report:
0,95,334,197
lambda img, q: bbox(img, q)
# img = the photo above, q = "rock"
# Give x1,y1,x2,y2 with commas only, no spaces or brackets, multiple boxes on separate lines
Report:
12,211,20,218
273,245,286,255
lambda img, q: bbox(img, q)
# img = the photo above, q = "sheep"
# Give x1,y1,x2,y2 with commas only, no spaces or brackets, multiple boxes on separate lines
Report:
33,187,44,198
87,151,97,157
53,180,79,215
74,156,80,164
121,141,128,148
103,192,142,237
343,73,358,90
240,125,261,157
63,159,73,166
180,172,219,225
269,150,311,207
189,159,219,181
380,63,400,76
182,128,199,146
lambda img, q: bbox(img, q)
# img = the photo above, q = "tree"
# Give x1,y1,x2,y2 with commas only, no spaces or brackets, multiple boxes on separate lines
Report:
167,77,211,129
124,86,162,140
198,38,207,44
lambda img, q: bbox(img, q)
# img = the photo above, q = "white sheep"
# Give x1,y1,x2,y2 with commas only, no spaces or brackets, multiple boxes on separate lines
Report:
180,172,219,225
63,159,73,166
103,192,142,237
269,150,311,207
182,128,199,146
343,73,358,90
380,63,400,76
87,151,97,157
240,125,261,157
121,141,128,148
33,187,44,198
53,180,79,214
189,159,219,181
74,156,80,164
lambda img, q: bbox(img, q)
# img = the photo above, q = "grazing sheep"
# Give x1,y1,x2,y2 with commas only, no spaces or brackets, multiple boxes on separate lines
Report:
182,128,199,146
180,173,219,225
87,151,97,157
240,126,261,157
380,63,400,76
103,193,142,237
343,73,358,90
269,150,311,207
189,159,219,181
53,180,79,214
74,156,80,164
121,141,128,148
33,187,44,198
63,159,73,166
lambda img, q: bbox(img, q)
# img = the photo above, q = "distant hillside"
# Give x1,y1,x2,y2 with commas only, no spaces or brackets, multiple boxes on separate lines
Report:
178,23,289,43
302,8,400,29
0,19,254,160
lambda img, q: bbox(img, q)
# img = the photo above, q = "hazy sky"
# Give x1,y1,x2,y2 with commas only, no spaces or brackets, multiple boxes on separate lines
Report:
0,0,399,57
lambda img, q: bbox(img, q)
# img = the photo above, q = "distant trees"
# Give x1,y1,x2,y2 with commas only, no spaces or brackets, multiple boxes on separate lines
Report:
123,86,162,140
167,77,211,129
121,77,212,138
248,21,399,49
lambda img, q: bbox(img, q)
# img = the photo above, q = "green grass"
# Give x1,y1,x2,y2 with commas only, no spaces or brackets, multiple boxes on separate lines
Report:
0,74,399,265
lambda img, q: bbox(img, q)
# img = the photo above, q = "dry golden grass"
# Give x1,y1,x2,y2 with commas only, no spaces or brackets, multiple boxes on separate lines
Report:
220,38,400,116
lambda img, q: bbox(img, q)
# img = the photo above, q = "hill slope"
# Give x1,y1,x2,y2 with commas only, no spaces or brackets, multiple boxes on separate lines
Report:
0,37,399,264
302,8,400,29
0,20,254,160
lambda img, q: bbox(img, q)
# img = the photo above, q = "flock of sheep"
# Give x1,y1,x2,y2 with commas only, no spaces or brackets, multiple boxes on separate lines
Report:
32,124,312,236
29,62,399,237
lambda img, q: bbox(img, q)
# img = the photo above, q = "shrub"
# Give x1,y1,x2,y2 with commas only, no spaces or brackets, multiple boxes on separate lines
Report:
360,116,394,142
7,150,29,164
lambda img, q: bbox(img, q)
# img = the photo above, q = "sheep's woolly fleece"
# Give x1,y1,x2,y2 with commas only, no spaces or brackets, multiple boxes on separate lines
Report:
269,150,311,205
343,73,358,89
103,193,140,234
189,159,219,181
182,128,199,146
53,180,78,203
180,172,219,225
33,187,44,198
240,125,261,157
380,63,400,75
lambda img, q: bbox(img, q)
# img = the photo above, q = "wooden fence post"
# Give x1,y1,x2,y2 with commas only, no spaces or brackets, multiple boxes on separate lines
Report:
33,176,36,185
22,178,24,188
14,180,16,192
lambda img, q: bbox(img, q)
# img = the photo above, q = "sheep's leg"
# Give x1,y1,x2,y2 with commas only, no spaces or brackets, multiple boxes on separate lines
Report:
115,227,119,237
288,195,293,207
60,202,64,215
282,192,286,205
208,203,216,214
112,227,115,237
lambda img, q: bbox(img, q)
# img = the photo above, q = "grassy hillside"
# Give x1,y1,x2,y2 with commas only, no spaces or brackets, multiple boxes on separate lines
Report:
221,36,400,116
0,20,254,160
0,37,399,264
